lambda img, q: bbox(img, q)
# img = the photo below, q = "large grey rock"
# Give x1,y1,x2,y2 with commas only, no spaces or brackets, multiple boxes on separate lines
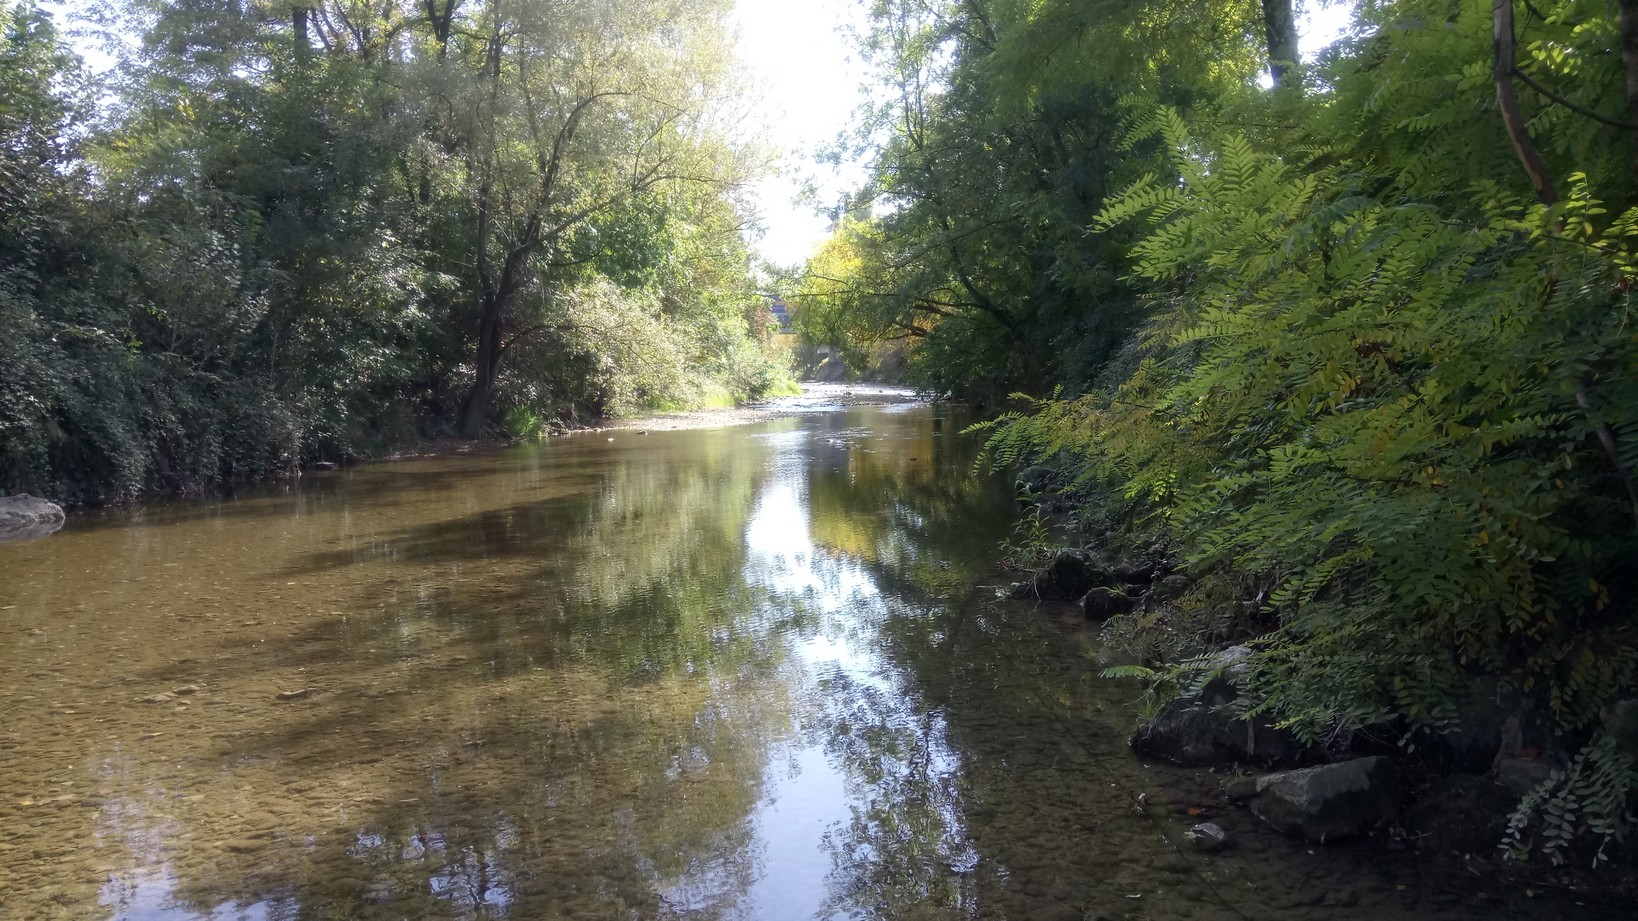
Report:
1249,756,1401,843
1130,646,1303,766
0,494,65,543
1008,550,1107,602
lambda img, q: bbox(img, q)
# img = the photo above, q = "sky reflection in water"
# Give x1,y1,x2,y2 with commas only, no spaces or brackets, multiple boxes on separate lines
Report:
0,404,1626,920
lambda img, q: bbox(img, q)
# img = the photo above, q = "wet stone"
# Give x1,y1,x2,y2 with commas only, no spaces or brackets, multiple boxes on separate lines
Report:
1186,821,1230,853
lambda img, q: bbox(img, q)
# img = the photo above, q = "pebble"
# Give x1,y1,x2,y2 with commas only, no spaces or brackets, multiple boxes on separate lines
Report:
1186,821,1230,853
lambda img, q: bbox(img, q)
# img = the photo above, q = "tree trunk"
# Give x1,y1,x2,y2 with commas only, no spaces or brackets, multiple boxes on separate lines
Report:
1618,0,1638,189
1261,0,1299,90
1491,0,1557,205
458,292,506,438
293,6,311,58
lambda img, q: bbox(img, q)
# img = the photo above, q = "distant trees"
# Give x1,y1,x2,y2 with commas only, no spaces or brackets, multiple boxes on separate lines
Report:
0,0,782,501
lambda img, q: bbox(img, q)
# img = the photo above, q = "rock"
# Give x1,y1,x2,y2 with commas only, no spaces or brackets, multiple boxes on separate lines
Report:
1409,679,1530,773
1249,756,1401,843
1185,822,1230,852
1108,559,1159,585
1224,776,1259,802
1015,465,1058,494
1130,646,1303,766
0,495,65,543
1009,550,1107,602
1079,586,1134,620
275,688,315,701
1493,753,1555,796
1605,698,1638,763
172,685,202,696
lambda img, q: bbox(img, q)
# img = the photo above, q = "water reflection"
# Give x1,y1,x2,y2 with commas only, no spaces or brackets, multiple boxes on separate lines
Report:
0,405,1627,920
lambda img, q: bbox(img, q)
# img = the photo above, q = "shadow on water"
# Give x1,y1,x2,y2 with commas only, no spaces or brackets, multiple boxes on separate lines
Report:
0,407,1629,920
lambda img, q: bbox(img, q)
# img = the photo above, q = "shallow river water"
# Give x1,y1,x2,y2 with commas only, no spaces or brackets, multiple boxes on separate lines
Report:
0,397,1625,920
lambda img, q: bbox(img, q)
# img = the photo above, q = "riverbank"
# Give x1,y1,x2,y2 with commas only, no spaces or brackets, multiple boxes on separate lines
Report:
1000,469,1638,904
374,383,922,459
601,382,924,432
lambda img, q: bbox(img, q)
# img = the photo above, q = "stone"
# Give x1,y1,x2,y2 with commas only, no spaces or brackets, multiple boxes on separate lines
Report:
0,494,65,543
1009,550,1107,602
1130,646,1303,766
1493,754,1555,796
1605,698,1638,762
1185,822,1230,853
1079,586,1134,620
1408,680,1529,773
1015,465,1058,494
1249,756,1401,843
1107,558,1159,585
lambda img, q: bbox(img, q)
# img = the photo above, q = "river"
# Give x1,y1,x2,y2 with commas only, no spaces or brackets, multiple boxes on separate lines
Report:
0,395,1622,919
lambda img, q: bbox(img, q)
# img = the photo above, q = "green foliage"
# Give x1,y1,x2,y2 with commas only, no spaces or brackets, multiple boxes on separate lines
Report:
0,0,776,501
997,504,1059,571
944,0,1638,862
1506,733,1638,867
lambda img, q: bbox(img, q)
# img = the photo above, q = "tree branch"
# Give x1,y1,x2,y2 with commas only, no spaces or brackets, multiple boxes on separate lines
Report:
1492,0,1558,205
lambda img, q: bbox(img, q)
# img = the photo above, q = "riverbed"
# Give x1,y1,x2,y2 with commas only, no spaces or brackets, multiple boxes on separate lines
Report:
0,395,1623,919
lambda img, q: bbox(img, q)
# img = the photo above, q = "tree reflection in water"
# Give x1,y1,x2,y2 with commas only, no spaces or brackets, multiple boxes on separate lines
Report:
2,404,1621,920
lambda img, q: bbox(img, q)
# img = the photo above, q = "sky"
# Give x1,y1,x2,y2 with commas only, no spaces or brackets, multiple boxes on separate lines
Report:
729,0,1359,269
728,0,871,270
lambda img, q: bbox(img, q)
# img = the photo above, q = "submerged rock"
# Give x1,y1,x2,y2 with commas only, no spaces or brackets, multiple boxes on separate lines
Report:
0,494,65,543
1249,756,1401,843
1130,646,1303,766
1008,550,1106,602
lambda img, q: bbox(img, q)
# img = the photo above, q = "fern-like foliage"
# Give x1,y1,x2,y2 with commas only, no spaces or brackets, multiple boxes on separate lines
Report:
986,97,1638,859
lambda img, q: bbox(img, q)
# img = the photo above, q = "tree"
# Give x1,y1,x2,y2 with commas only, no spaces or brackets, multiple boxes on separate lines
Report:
436,0,747,436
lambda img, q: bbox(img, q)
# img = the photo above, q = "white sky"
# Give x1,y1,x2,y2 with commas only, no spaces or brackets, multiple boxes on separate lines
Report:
730,0,1358,268
729,0,871,270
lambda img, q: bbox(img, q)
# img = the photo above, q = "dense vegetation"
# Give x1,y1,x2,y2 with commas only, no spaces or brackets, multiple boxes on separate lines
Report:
800,0,1638,864
1,0,787,503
